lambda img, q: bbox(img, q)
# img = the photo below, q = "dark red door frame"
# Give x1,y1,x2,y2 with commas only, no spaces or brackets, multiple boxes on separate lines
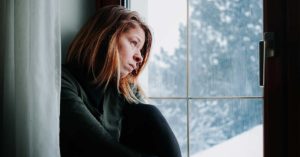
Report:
285,0,300,157
264,0,300,157
263,0,285,156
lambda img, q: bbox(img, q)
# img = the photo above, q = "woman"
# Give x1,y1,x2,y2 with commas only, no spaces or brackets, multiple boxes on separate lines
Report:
60,5,181,157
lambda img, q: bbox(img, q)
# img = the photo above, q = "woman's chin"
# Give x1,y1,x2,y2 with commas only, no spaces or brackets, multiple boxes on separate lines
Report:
120,72,129,78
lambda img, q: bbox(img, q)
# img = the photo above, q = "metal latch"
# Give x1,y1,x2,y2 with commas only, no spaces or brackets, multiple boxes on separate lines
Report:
259,32,275,86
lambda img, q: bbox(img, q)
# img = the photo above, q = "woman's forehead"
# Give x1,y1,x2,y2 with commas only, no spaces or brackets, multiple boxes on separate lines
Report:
124,26,145,43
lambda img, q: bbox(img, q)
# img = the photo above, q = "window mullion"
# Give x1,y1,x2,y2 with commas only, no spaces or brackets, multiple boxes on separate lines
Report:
186,0,190,157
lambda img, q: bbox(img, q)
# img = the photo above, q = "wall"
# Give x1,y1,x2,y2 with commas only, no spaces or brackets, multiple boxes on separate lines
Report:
60,0,95,62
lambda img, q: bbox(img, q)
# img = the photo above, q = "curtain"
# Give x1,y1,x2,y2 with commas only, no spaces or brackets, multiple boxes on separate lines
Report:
0,0,61,157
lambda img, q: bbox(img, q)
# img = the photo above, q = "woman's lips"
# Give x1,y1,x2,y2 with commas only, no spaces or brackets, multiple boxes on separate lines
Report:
129,64,136,71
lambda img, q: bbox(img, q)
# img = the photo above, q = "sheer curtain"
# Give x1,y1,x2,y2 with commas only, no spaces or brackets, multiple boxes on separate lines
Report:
0,0,61,157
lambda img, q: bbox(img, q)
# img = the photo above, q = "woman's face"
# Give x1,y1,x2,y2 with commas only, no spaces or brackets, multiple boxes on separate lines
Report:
118,26,145,78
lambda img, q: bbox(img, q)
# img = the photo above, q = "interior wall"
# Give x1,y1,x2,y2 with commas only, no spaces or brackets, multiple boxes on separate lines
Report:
60,0,95,63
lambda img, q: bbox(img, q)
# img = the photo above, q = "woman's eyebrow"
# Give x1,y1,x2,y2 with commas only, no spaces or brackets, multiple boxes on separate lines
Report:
132,35,142,43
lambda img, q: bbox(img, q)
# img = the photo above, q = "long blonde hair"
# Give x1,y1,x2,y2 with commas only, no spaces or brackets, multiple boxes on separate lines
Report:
66,5,152,103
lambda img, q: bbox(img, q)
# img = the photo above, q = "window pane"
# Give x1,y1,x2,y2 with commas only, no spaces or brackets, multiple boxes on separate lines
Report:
189,99,263,157
149,99,188,157
189,0,263,97
130,0,187,97
130,1,264,157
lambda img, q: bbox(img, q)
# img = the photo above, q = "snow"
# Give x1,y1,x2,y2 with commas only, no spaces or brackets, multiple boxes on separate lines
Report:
191,125,263,157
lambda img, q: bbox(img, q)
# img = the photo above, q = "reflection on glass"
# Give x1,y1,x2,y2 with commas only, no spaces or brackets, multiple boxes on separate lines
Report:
148,99,187,157
189,0,263,97
189,99,263,157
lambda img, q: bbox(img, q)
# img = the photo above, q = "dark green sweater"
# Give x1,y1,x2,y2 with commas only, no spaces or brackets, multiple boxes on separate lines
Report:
60,66,181,157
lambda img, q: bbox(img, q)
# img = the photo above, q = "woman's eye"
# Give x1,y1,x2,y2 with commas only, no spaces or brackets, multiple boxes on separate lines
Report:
130,41,137,46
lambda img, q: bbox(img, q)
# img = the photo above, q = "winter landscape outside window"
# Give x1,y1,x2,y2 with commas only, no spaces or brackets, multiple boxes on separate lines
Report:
129,0,263,157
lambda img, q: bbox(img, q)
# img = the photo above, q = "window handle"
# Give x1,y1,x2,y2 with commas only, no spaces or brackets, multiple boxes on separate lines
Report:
259,32,275,87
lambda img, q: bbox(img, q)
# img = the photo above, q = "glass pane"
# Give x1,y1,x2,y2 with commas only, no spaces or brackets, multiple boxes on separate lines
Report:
189,0,263,97
189,99,263,157
130,0,187,97
149,99,187,157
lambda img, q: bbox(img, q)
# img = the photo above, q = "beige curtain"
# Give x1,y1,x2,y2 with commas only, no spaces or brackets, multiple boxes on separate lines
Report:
0,0,61,157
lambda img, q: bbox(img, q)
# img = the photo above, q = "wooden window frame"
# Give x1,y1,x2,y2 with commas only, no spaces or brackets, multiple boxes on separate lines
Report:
95,0,125,10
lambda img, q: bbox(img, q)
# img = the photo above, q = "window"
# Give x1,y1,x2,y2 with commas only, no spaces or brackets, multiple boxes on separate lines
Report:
129,0,263,157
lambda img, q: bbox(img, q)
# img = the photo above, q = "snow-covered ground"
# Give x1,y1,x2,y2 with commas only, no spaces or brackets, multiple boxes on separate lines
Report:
191,125,263,157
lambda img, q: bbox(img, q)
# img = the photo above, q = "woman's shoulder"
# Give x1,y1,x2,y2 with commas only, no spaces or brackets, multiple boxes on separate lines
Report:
61,65,83,91
61,65,87,100
61,65,76,84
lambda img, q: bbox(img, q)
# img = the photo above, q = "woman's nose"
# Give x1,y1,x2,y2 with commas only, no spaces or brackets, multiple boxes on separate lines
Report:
133,51,143,64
